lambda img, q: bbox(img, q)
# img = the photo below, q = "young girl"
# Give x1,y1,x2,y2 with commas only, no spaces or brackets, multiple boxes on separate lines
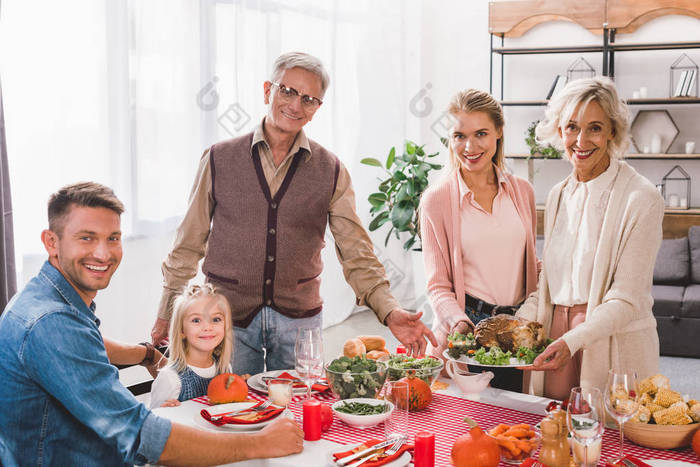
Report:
150,284,233,408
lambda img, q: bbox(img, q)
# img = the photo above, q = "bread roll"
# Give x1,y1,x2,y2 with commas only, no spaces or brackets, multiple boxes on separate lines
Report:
366,349,390,360
357,335,386,352
343,338,366,358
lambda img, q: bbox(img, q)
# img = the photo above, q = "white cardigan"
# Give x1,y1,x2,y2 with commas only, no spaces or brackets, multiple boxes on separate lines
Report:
517,161,664,396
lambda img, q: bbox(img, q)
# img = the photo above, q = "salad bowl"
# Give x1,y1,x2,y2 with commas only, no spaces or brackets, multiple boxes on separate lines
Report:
331,398,394,428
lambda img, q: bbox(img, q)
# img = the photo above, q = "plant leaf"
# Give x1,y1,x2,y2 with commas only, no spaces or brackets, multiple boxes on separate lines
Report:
403,236,416,250
360,157,383,167
427,150,441,157
406,141,416,155
386,147,396,169
392,170,407,182
384,226,394,247
439,137,449,148
368,211,390,231
428,162,443,170
391,200,414,231
368,192,388,207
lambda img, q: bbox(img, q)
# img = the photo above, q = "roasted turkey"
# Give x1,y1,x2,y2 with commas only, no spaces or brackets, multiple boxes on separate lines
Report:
474,314,546,352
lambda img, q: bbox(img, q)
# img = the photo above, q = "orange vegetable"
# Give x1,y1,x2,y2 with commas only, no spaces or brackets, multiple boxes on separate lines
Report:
487,424,510,436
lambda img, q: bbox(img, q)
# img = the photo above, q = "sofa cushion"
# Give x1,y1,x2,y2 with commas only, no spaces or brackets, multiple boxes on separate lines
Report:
652,285,684,317
656,316,700,358
681,284,700,318
653,237,689,285
689,226,700,283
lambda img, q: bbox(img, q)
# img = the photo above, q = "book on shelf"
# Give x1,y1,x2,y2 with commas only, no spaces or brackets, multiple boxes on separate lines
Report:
683,70,696,97
674,70,689,97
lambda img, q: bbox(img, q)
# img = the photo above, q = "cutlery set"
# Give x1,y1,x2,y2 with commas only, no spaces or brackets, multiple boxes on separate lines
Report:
335,435,408,466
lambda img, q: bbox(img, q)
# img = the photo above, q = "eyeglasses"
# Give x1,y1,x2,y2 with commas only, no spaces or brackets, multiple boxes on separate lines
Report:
271,82,323,110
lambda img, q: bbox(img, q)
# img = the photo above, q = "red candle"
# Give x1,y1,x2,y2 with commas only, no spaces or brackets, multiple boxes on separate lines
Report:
414,431,435,467
396,345,407,354
302,399,321,441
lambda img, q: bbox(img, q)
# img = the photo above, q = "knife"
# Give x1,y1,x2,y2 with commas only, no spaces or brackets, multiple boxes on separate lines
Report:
335,438,401,466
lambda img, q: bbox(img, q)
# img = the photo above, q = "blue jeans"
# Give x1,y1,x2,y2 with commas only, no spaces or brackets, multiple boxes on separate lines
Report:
231,306,322,375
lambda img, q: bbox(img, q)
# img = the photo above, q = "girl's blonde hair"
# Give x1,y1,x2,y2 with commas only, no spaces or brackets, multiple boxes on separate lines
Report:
168,283,233,374
535,76,630,160
446,89,506,172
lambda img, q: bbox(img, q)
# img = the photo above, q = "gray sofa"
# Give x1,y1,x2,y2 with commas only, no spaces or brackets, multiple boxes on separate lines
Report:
652,226,700,358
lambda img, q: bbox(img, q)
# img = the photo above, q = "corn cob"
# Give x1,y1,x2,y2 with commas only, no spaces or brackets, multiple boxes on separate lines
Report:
689,402,700,423
652,402,689,425
650,374,670,391
653,387,682,408
639,393,654,406
631,404,651,423
638,377,657,396
645,402,665,414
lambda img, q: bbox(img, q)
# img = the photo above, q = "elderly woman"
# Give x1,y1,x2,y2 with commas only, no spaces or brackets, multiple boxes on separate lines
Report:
420,89,540,391
518,77,664,399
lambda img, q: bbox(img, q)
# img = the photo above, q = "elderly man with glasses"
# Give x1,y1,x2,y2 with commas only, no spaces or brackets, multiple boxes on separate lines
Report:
151,52,437,375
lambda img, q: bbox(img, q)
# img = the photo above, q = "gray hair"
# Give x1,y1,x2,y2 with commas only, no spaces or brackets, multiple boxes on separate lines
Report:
536,76,630,160
270,52,330,96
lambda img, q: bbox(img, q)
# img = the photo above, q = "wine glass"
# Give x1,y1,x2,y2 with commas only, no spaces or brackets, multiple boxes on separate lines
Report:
566,387,604,467
294,327,323,400
604,370,639,463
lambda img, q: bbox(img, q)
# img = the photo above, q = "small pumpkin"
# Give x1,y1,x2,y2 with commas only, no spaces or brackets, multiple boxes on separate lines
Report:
320,404,333,431
692,428,700,457
451,417,500,467
207,373,248,404
398,371,432,412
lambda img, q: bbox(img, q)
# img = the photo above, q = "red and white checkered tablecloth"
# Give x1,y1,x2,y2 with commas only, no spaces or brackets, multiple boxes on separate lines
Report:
192,392,699,466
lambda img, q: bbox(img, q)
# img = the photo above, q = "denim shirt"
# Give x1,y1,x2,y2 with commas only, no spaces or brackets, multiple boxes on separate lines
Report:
0,261,171,466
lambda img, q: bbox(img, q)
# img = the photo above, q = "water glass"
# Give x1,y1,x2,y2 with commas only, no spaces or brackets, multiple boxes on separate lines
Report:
567,387,604,467
604,370,639,463
384,380,409,441
294,327,323,399
267,378,293,407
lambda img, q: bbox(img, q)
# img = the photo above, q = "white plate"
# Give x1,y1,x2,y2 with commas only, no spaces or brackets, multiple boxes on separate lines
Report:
192,401,290,432
247,369,314,395
646,461,698,467
328,447,411,467
442,349,534,368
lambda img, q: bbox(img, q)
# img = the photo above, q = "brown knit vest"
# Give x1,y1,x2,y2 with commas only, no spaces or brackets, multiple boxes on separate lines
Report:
202,132,339,327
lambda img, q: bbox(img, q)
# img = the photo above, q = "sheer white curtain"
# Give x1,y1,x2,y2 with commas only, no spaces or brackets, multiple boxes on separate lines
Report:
1,0,424,341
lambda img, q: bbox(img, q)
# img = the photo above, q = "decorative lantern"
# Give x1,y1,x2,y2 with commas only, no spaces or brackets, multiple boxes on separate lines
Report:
669,53,698,98
566,57,596,83
661,165,691,209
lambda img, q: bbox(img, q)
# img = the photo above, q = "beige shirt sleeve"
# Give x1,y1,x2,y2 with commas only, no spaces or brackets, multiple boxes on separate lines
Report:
157,150,215,320
329,162,401,324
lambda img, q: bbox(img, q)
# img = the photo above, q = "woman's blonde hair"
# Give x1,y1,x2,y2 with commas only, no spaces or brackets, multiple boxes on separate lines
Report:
535,76,630,160
167,283,233,374
446,89,506,172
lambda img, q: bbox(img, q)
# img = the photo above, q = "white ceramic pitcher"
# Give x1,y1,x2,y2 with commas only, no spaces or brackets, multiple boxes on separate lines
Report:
445,360,494,395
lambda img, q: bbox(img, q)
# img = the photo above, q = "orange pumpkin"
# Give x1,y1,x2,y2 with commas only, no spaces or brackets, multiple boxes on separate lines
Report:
692,428,700,457
207,373,248,404
398,371,432,412
451,424,500,467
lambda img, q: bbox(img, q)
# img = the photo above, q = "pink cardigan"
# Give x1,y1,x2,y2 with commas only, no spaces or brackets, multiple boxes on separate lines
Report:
419,169,540,361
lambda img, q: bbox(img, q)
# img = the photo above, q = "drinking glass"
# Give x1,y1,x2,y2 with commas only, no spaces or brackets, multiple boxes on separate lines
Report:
566,387,604,467
267,378,293,407
384,380,409,441
604,370,639,463
294,327,323,400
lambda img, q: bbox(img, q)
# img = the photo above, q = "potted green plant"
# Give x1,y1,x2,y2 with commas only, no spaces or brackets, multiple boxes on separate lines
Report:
525,121,562,159
360,140,442,251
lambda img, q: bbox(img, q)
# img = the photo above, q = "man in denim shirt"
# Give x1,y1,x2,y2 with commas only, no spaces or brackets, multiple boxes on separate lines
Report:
0,182,303,466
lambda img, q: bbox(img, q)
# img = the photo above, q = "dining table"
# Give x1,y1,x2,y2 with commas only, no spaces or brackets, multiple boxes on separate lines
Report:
151,376,699,466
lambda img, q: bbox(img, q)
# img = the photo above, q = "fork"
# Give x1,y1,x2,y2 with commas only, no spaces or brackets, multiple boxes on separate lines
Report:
209,400,273,421
353,436,406,466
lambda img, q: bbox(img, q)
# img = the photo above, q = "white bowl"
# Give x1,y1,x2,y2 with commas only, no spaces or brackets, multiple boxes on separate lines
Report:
331,398,394,429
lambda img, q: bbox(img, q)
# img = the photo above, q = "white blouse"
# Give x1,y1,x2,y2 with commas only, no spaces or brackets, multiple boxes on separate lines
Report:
547,159,620,306
149,362,217,409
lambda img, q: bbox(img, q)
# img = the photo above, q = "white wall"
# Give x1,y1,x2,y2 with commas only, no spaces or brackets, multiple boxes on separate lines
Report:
416,6,700,207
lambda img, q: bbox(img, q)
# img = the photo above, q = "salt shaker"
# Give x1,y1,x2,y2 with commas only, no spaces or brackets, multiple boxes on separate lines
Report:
538,408,570,467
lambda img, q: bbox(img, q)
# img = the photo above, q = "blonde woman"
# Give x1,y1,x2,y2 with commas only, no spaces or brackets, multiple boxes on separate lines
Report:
150,284,233,408
420,89,540,391
517,77,663,399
